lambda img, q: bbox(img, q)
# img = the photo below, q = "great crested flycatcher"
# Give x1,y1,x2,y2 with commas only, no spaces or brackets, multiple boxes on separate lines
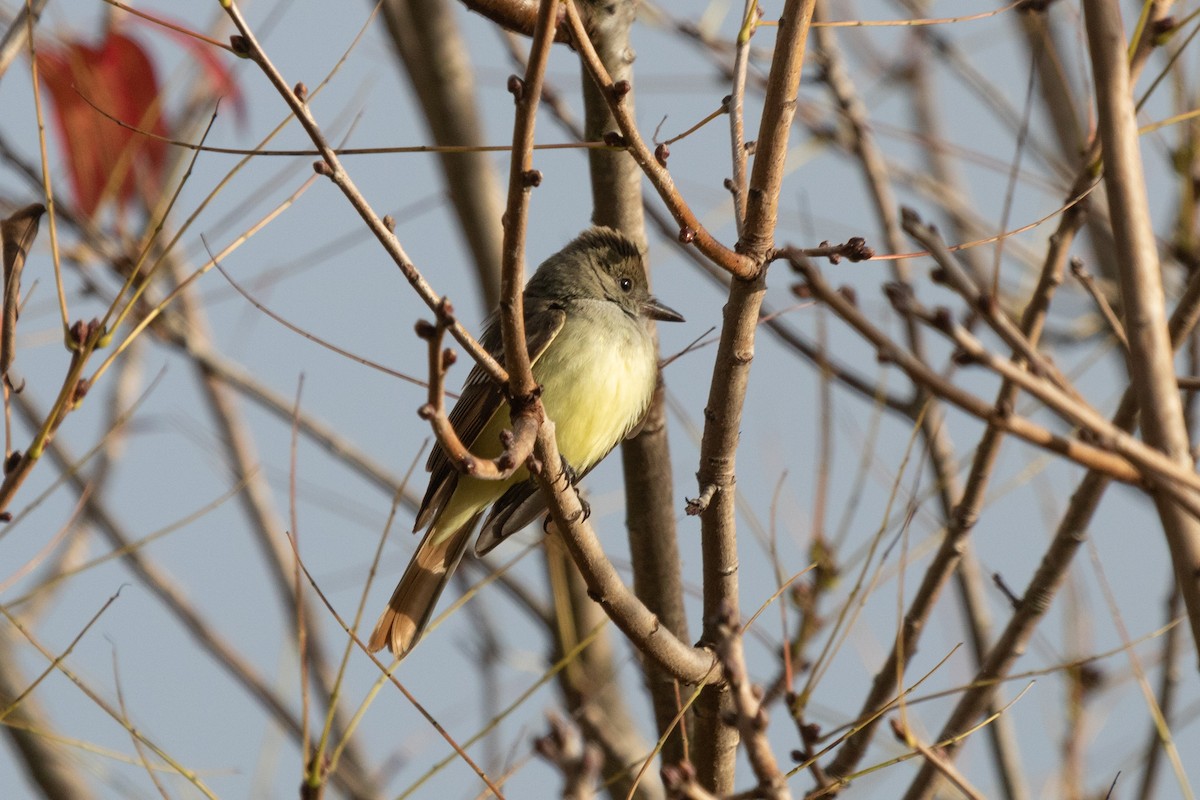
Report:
369,227,683,658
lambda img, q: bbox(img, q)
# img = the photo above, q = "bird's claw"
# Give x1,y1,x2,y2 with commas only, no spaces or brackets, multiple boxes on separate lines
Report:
540,456,591,530
559,454,581,486
559,455,590,519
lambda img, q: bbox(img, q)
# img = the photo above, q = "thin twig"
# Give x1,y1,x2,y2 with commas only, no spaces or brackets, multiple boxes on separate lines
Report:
218,0,505,385
726,1,757,233
563,0,752,277
789,256,1137,482
902,209,1080,399
1070,257,1130,352
890,286,1200,518
889,719,985,800
690,0,817,789
498,0,560,402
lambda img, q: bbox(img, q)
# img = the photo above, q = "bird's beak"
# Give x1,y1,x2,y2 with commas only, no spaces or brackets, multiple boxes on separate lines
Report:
644,297,685,323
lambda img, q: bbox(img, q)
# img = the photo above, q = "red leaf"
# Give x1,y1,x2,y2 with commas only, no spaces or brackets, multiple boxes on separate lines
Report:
37,30,169,218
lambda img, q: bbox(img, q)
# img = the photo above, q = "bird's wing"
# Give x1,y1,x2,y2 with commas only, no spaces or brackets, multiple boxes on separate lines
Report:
474,458,612,555
413,300,567,532
472,481,543,555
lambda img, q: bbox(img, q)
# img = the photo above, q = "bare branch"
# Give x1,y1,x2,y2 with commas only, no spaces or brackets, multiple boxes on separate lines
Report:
218,2,506,385
416,305,537,482
713,602,791,800
564,0,752,277
531,422,720,685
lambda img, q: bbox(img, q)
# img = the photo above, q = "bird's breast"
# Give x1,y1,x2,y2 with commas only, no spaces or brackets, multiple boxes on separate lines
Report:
532,309,657,472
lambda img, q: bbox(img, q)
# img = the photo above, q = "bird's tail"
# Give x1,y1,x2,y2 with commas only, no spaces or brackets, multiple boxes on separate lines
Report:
368,516,479,658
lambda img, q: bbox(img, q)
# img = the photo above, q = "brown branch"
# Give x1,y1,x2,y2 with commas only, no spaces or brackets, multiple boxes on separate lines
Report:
891,286,1200,518
901,210,1079,400
498,0,559,402
713,602,791,800
726,2,755,233
531,422,720,685
689,274,761,790
563,0,753,277
416,306,536,481
737,0,816,257
789,238,874,264
691,2,817,792
790,256,1141,483
379,0,505,307
218,3,506,386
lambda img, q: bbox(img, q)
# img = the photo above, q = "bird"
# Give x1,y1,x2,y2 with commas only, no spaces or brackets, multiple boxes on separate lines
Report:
368,226,684,658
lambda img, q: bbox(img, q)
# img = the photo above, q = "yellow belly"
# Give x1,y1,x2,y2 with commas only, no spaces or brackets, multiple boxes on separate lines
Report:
533,311,657,470
430,306,657,541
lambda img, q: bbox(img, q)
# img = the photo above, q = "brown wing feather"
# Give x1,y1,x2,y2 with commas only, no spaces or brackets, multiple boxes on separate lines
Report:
413,300,567,532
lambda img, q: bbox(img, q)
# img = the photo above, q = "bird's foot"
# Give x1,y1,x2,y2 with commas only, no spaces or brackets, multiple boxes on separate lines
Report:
559,454,581,486
540,456,590,531
559,455,590,520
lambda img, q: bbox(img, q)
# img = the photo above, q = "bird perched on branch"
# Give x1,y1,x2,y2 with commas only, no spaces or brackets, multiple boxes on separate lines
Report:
369,227,684,659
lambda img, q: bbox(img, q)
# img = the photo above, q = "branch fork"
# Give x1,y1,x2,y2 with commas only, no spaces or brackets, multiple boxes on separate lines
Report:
416,300,541,482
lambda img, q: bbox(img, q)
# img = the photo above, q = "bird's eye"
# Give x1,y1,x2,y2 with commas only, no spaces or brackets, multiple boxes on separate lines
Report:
619,277,633,292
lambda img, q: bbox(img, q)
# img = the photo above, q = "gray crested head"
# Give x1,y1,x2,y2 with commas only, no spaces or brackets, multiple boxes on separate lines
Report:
526,227,684,323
